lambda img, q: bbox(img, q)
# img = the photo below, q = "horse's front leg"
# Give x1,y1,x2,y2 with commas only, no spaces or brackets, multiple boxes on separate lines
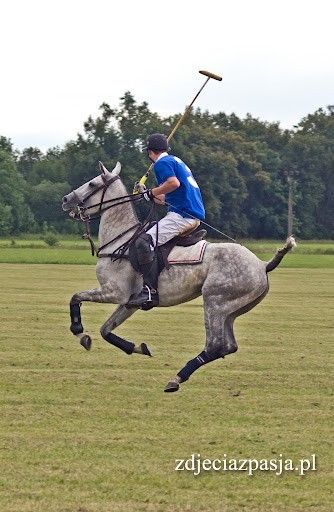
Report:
100,305,152,357
70,296,91,350
69,284,127,351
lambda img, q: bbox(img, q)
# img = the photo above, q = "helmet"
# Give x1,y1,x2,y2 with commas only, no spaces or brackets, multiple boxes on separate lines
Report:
144,133,170,152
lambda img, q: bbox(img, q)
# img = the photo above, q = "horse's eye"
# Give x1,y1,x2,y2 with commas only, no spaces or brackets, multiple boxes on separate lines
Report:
89,182,95,187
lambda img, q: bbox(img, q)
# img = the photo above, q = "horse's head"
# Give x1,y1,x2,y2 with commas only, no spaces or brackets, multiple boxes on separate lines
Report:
62,161,122,214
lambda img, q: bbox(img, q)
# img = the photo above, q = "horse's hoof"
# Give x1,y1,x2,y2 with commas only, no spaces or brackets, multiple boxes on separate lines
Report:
139,342,152,357
133,343,153,356
164,379,180,393
80,335,92,351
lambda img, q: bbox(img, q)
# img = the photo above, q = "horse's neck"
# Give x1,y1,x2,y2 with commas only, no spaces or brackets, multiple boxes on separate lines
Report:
98,180,139,249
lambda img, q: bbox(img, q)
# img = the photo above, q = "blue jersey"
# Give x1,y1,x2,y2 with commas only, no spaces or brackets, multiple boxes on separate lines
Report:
153,155,205,220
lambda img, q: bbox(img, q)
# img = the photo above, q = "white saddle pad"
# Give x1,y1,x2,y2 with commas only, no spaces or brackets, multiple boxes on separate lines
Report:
167,240,208,265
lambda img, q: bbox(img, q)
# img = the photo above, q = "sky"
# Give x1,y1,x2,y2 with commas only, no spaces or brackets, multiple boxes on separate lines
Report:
1,0,333,152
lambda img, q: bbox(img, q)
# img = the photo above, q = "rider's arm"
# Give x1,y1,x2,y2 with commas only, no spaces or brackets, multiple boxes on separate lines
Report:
151,176,180,204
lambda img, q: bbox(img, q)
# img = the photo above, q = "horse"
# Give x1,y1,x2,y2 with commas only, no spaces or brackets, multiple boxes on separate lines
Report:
62,161,296,392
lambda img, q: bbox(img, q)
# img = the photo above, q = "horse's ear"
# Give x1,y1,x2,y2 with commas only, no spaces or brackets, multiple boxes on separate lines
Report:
111,161,121,176
99,161,109,175
99,161,121,176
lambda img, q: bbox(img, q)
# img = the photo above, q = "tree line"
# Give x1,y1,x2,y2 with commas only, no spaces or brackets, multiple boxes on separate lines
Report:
1,93,333,239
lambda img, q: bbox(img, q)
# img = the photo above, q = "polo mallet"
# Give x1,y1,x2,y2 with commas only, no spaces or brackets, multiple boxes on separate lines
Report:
134,70,222,191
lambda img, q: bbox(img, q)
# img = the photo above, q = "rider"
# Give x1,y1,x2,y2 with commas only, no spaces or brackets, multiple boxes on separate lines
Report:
126,133,205,310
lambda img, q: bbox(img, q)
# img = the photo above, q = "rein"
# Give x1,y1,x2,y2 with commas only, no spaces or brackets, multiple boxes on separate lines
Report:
72,171,237,257
77,175,142,221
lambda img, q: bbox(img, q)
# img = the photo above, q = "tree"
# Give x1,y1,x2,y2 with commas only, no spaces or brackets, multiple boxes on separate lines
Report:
2,97,333,239
0,149,36,235
283,108,334,238
0,135,14,154
17,147,44,181
27,180,71,233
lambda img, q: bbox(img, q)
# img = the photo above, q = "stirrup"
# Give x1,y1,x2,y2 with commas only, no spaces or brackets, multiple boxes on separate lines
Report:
126,285,159,310
144,285,156,302
141,286,159,311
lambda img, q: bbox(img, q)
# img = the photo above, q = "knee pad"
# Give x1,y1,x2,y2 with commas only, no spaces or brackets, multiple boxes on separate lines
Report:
135,233,154,265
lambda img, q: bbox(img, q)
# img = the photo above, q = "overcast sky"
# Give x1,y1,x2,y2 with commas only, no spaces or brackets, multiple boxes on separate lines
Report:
1,0,333,152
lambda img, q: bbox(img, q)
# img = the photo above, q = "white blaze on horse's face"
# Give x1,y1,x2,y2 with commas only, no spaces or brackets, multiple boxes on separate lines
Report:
62,161,121,212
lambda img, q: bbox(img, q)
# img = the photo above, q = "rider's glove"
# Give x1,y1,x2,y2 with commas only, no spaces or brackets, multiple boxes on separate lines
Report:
133,181,140,194
138,184,154,202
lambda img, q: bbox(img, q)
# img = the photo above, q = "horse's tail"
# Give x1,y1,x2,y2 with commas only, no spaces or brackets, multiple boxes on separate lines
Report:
266,236,296,273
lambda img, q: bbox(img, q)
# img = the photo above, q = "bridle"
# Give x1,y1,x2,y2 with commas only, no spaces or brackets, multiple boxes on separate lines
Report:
74,174,137,220
71,174,155,258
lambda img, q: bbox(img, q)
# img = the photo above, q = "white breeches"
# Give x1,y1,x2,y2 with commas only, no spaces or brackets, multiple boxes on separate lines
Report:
146,212,200,246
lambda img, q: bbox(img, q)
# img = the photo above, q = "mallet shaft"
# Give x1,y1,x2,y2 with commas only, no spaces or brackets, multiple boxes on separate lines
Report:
136,70,222,188
167,76,210,143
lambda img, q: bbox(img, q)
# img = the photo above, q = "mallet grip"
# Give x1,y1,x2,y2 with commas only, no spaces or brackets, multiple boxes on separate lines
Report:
139,174,148,186
199,70,222,81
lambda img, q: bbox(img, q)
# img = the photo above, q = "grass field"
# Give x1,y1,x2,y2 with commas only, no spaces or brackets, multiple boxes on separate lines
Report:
0,243,333,511
0,238,334,267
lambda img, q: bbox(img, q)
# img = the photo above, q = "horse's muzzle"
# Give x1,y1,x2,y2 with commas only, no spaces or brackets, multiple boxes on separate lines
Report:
62,196,68,210
62,191,79,210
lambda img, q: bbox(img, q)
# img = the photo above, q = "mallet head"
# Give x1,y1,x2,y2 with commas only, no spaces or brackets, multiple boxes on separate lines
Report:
199,70,222,81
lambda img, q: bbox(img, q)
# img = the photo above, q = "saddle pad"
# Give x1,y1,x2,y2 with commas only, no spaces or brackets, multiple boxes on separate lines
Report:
167,240,208,265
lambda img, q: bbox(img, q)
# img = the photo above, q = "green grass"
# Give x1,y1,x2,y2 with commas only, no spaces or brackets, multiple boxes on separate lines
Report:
0,237,88,249
0,238,334,267
242,240,334,254
0,264,333,511
255,253,334,268
0,247,95,264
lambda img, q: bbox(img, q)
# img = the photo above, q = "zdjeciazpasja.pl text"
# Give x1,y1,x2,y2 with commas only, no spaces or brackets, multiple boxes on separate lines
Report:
175,453,317,476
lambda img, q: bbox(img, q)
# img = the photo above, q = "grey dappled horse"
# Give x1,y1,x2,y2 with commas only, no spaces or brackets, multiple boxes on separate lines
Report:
62,161,296,392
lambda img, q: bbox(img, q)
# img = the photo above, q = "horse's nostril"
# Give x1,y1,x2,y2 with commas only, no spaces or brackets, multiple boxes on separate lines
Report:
62,197,68,203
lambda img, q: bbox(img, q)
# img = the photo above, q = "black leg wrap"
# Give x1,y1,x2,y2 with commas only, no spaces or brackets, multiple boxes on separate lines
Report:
70,303,83,335
104,332,135,355
177,351,211,382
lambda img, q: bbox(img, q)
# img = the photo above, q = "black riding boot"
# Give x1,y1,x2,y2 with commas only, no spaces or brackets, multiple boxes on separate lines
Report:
127,235,159,310
127,259,159,310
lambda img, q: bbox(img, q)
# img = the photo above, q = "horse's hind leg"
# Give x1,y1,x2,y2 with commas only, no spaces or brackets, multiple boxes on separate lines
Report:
164,295,231,392
164,349,215,392
165,289,269,392
100,305,152,357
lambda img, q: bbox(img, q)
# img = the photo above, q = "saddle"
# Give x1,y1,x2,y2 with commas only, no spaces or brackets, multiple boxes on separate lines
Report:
159,229,207,269
129,229,207,275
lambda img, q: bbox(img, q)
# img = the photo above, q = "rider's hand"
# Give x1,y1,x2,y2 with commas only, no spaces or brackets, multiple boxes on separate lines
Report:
138,184,154,201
